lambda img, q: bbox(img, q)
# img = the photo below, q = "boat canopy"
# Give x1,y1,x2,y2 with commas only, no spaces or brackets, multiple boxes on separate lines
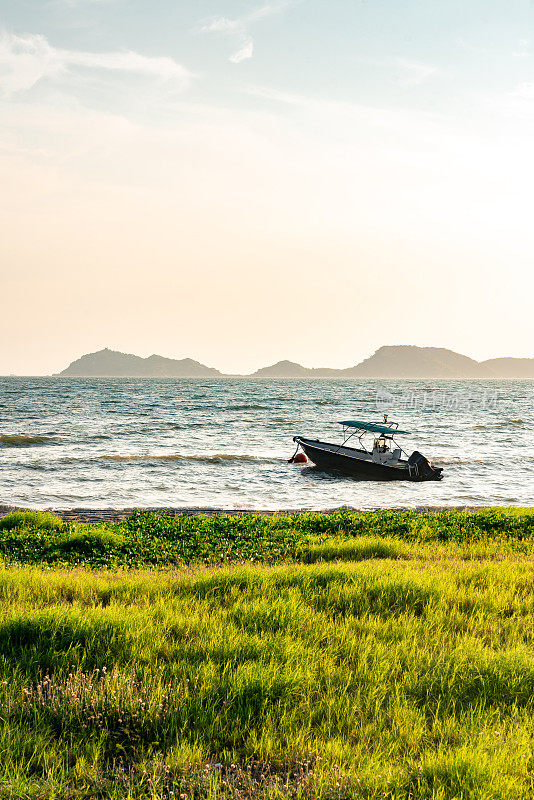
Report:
339,420,410,435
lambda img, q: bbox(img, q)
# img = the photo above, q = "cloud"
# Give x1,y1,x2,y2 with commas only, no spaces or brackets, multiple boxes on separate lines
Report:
512,81,534,99
200,1,298,63
230,39,254,64
393,58,437,86
201,17,241,35
512,39,530,59
352,54,438,87
0,29,194,96
241,84,461,158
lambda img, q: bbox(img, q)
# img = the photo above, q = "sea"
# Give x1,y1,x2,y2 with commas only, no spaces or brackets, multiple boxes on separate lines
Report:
0,377,532,510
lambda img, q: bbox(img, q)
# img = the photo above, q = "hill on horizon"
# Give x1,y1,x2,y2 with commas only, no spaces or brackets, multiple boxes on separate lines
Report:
60,349,221,377
252,360,346,378
57,346,534,379
348,345,492,379
252,347,491,379
481,357,534,379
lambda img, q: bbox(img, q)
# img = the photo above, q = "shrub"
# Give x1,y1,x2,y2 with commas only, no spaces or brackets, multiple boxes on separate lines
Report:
0,510,64,532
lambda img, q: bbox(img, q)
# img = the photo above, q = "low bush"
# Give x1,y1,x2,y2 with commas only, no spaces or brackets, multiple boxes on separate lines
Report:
0,507,533,569
0,510,64,532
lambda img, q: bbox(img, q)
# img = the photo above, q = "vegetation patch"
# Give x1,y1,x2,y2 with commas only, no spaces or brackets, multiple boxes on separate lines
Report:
0,510,64,532
0,509,533,796
0,507,533,569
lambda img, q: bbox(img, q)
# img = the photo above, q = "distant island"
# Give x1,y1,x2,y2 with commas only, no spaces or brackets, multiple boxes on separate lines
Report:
61,349,221,378
58,346,534,379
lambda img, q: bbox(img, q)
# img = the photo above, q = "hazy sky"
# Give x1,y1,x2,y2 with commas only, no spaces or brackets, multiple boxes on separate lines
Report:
1,0,533,374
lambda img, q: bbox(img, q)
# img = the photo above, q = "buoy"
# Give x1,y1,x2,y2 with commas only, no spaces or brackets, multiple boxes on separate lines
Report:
293,452,307,464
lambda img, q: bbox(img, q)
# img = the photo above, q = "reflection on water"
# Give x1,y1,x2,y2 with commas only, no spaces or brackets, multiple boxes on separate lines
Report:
0,377,532,509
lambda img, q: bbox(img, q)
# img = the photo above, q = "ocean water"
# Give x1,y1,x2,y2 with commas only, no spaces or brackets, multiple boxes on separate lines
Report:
0,377,532,510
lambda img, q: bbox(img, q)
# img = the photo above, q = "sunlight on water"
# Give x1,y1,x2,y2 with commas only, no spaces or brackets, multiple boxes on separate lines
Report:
0,378,532,509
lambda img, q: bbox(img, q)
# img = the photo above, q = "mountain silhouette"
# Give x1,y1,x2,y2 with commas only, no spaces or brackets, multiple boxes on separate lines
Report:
60,349,221,377
59,346,534,379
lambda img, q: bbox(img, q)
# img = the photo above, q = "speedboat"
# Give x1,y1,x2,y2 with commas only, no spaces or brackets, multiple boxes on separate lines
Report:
290,418,443,482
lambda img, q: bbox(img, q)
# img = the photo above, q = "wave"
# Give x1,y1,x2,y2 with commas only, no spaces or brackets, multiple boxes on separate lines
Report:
98,453,282,464
433,456,495,465
0,434,59,447
224,404,271,411
477,419,525,430
176,403,273,412
39,452,285,466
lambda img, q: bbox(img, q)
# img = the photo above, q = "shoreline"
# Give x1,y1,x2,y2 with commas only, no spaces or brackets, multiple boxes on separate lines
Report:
0,503,508,524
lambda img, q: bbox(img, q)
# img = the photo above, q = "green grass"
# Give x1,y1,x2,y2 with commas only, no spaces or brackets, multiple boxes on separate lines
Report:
0,507,534,569
0,510,63,532
0,508,534,797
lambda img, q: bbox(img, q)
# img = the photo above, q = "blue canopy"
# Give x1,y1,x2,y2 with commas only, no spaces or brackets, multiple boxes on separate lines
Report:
340,420,410,435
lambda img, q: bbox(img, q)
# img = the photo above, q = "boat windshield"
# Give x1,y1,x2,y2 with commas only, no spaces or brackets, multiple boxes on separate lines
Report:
373,437,389,453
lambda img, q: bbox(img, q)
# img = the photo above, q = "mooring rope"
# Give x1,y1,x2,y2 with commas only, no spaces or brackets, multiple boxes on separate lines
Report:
287,442,300,463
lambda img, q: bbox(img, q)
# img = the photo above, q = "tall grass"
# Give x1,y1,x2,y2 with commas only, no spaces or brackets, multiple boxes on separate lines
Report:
1,544,534,797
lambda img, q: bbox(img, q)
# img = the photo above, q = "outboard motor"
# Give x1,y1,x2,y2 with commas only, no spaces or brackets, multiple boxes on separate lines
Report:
408,451,443,481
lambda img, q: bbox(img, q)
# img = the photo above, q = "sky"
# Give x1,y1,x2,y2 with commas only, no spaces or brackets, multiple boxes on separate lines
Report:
1,0,533,375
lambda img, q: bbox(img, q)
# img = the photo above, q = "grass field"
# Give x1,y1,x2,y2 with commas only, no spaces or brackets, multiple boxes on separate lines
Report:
1,508,534,798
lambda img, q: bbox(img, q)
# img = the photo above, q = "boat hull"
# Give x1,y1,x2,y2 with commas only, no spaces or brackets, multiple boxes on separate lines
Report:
294,437,442,482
